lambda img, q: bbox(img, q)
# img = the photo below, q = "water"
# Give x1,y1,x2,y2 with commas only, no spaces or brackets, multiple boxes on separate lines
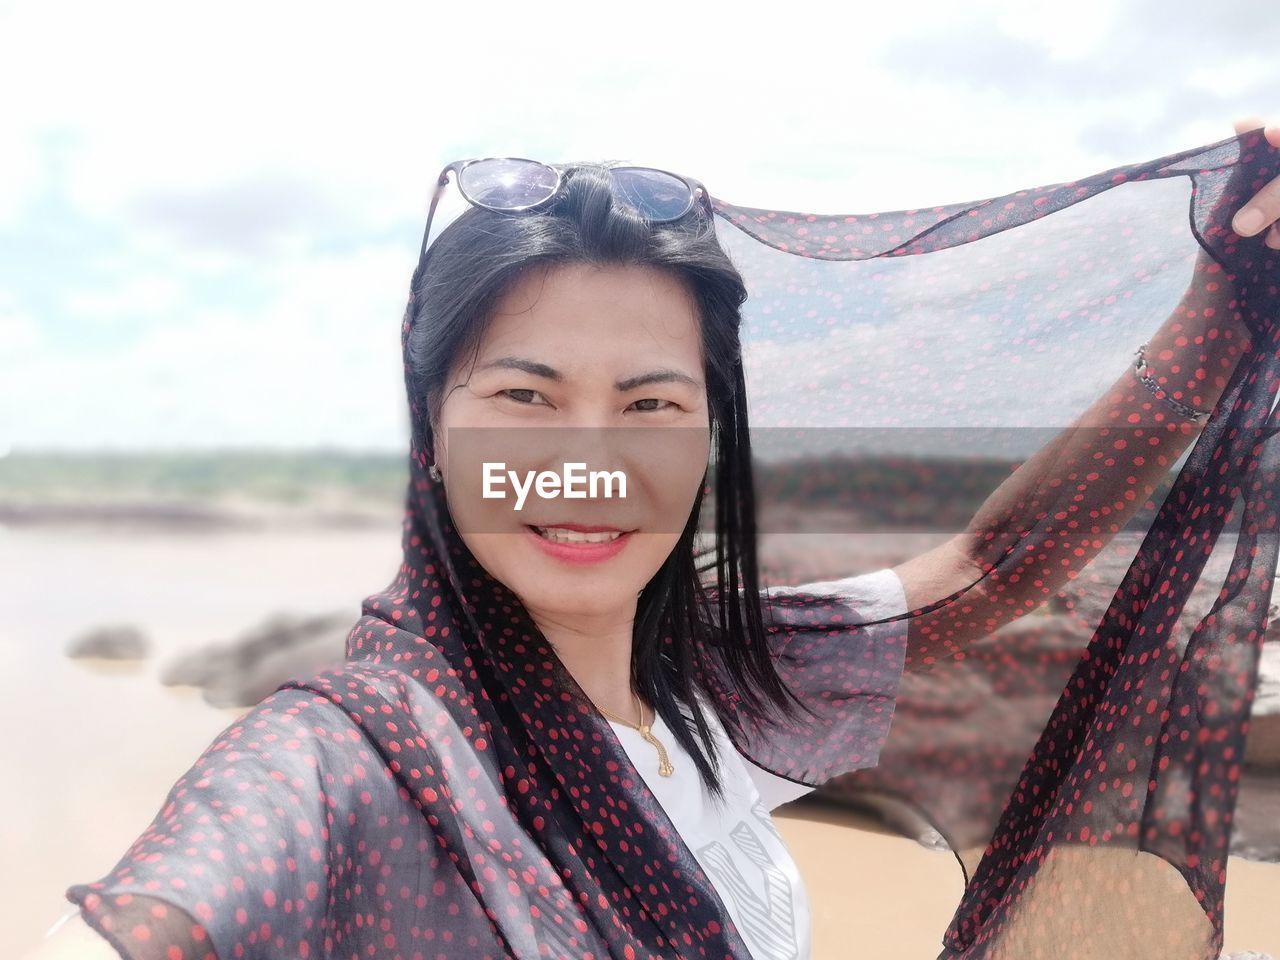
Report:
0,524,401,956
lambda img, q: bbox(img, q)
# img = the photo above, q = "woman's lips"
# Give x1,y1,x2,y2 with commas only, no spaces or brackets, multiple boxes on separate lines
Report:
524,524,635,565
531,522,628,533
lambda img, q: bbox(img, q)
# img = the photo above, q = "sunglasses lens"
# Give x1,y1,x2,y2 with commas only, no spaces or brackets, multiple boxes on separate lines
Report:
457,159,559,209
609,168,694,221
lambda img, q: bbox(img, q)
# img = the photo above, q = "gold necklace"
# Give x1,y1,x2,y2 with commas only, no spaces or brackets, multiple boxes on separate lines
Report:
597,689,675,777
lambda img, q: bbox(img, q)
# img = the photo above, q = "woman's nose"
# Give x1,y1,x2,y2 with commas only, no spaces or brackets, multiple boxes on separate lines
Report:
553,425,627,478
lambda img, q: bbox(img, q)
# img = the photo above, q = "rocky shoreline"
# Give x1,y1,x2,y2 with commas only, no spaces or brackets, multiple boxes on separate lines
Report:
0,495,401,531
68,590,1280,865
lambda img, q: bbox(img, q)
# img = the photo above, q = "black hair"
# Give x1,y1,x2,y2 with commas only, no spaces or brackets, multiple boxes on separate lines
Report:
404,162,812,801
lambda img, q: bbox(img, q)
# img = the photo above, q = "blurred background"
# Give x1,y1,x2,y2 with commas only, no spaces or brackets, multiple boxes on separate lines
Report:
3,0,1278,956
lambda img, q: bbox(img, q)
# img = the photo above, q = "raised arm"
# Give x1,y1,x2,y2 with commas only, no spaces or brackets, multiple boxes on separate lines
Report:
893,129,1278,667
894,118,1280,667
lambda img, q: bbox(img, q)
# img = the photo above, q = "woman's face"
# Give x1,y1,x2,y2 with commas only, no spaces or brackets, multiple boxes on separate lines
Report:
432,261,712,621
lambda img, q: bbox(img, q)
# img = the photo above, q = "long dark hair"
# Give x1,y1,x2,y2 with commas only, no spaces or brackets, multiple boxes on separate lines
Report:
404,162,812,801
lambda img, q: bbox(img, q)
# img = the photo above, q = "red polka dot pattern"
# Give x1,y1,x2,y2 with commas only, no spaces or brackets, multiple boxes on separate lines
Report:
707,130,1280,959
65,130,1280,959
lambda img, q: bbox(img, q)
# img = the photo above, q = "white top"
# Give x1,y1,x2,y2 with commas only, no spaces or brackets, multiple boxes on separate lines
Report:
607,565,909,960
609,699,816,960
50,567,910,959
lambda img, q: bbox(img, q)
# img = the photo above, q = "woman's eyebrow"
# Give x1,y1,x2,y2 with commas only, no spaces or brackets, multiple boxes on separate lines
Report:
477,356,703,391
616,369,703,391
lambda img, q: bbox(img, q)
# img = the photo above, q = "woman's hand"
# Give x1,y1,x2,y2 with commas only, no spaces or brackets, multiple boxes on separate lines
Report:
1230,117,1280,249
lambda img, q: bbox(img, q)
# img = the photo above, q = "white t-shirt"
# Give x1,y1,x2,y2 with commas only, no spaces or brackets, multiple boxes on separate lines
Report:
49,567,911,958
607,566,909,960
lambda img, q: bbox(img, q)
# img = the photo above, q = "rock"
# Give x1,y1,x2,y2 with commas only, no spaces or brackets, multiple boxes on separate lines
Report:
810,592,1280,865
1266,600,1280,643
1246,643,1280,767
160,610,351,708
837,792,955,852
66,625,150,660
201,629,349,708
159,640,242,688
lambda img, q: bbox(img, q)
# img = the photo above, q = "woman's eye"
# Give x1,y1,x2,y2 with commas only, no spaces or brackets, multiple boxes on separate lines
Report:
499,388,547,405
629,398,676,412
497,391,675,412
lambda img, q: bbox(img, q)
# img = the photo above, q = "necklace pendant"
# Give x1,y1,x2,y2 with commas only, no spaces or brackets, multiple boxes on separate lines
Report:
638,728,674,777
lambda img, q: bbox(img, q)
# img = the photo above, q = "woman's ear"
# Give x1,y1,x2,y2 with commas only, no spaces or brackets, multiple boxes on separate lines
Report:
428,415,446,475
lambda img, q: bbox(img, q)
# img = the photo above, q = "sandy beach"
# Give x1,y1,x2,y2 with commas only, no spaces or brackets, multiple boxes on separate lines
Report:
4,525,1277,958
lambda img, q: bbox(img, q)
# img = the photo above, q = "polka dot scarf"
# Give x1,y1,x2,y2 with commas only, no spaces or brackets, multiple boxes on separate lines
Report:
67,129,1279,959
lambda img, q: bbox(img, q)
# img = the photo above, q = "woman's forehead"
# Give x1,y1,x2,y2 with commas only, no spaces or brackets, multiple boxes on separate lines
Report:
476,263,704,360
495,260,697,314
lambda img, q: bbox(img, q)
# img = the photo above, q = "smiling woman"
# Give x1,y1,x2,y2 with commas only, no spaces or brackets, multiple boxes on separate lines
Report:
425,259,720,714
42,131,1280,960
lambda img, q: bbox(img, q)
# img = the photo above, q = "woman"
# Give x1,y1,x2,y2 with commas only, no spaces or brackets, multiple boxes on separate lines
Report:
31,119,1280,960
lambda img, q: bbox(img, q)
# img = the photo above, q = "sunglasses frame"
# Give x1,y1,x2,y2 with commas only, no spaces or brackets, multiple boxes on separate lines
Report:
415,157,714,272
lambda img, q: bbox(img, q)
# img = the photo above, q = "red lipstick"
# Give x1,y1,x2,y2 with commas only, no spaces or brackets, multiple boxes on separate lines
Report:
524,523,635,565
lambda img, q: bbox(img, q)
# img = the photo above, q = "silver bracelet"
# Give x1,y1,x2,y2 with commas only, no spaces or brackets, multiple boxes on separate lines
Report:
1132,342,1212,424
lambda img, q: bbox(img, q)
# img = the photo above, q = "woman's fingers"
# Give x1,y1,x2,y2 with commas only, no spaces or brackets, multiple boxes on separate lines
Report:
1232,173,1280,238
1230,118,1280,239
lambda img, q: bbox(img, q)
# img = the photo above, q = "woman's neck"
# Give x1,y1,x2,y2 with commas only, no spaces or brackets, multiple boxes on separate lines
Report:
525,604,649,724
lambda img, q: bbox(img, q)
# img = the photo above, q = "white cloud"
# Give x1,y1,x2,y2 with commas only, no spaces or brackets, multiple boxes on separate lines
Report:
0,295,42,354
990,0,1121,60
62,275,185,322
0,295,49,450
2,0,1274,450
6,245,413,450
1186,56,1278,98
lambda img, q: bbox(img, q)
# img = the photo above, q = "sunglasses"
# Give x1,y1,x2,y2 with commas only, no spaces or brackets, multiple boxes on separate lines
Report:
416,157,713,268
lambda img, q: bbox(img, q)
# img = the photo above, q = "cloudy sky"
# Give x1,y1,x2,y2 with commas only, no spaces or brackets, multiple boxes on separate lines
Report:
2,0,1276,454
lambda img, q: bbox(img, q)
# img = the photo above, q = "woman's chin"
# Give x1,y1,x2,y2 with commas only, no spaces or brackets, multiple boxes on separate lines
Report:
507,540,653,614
514,582,642,620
